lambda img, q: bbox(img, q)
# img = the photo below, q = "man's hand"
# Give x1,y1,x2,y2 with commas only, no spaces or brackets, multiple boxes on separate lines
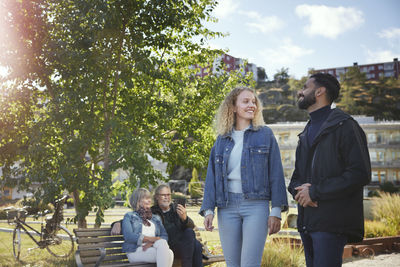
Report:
110,221,121,235
204,214,214,231
176,204,187,222
295,183,318,208
268,216,281,235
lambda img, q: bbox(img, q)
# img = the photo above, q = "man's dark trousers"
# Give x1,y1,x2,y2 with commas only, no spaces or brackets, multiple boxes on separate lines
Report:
300,231,347,267
171,228,203,267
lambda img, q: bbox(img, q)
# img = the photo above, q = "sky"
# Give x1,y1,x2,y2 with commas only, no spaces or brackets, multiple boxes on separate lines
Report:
204,0,400,79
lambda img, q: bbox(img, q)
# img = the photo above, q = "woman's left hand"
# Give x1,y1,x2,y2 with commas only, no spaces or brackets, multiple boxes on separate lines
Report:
268,216,281,235
176,204,187,221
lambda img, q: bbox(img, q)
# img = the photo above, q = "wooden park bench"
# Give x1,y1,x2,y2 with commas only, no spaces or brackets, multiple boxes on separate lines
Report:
74,227,224,267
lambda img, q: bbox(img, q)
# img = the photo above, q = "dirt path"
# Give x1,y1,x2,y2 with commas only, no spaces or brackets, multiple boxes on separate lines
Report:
343,253,400,267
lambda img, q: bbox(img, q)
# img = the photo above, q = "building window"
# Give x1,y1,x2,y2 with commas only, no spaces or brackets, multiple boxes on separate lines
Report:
278,133,290,144
367,133,376,143
372,171,379,182
336,68,345,74
378,65,384,70
369,151,377,162
380,171,387,182
385,71,394,77
384,63,394,70
377,151,385,162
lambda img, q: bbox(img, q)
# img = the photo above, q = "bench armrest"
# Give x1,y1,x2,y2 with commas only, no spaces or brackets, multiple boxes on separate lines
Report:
75,247,106,267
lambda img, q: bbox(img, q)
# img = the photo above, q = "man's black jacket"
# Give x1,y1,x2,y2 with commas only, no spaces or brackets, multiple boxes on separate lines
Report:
151,204,195,247
288,108,371,243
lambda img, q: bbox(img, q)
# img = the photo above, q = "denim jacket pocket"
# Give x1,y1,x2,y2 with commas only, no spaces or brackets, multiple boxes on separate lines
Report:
250,147,270,190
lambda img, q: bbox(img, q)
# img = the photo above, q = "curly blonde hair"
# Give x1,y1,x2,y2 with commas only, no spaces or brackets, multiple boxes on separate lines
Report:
215,86,264,136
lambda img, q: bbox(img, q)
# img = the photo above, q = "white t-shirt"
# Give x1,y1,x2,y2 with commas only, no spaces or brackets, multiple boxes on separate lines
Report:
141,221,155,238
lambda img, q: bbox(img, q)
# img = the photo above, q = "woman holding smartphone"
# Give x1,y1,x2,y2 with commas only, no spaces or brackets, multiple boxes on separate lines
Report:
200,86,288,267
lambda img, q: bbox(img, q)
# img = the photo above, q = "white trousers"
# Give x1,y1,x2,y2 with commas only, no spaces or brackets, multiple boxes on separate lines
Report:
127,239,174,267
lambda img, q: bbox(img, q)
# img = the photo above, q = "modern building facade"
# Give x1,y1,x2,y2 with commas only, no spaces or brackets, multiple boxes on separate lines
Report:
269,117,400,196
314,58,399,81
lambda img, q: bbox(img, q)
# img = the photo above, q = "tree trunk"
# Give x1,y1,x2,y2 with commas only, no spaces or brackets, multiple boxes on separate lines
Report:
73,189,87,228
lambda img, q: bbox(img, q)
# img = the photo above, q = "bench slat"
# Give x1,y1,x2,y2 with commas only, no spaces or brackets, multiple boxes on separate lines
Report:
78,242,124,250
77,236,124,244
79,248,124,257
81,254,128,264
75,230,115,237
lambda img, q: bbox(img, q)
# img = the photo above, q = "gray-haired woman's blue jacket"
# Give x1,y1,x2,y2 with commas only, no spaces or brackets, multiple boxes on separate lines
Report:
200,125,288,216
122,211,168,253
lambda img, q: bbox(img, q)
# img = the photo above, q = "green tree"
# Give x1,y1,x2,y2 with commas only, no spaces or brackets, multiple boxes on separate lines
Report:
273,67,290,84
0,0,246,227
336,66,367,115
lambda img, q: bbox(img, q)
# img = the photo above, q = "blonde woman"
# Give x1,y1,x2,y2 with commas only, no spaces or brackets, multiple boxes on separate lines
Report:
200,87,288,267
122,188,174,267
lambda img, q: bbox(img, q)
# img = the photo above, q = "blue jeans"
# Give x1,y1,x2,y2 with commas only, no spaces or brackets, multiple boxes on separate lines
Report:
300,232,347,267
217,193,269,267
170,228,203,267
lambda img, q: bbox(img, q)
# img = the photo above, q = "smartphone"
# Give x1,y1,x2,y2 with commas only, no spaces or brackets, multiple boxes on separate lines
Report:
174,198,186,207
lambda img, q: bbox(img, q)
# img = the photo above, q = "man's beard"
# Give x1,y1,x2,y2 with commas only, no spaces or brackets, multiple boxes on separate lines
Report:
298,92,316,110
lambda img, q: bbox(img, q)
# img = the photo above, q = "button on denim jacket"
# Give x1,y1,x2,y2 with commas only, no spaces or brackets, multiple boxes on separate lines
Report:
200,125,288,215
122,211,168,253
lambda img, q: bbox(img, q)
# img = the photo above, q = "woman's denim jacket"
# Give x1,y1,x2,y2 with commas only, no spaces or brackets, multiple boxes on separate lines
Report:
200,125,288,215
122,211,168,253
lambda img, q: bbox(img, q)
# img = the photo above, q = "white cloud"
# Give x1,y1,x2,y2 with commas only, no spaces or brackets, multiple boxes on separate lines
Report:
260,38,314,69
378,28,400,39
378,27,400,48
213,0,239,19
295,5,364,39
365,49,399,63
239,11,284,34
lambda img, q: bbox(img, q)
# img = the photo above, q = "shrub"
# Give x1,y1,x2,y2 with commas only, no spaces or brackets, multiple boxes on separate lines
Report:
364,220,397,238
371,192,400,234
379,181,399,193
261,239,305,267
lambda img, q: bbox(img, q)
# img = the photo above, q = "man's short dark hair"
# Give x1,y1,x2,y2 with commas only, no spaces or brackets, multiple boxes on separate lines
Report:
310,73,340,103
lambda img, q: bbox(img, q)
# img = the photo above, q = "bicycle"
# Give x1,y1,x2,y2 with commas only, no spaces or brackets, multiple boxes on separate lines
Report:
5,195,74,261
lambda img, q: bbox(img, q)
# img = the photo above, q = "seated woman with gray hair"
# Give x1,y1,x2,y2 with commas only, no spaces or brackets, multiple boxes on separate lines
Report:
122,188,174,267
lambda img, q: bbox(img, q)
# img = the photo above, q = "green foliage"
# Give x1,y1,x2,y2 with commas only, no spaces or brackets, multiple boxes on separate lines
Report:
379,181,399,193
188,168,203,199
371,192,400,234
0,0,248,227
273,67,290,84
336,67,400,120
18,197,54,216
364,220,397,238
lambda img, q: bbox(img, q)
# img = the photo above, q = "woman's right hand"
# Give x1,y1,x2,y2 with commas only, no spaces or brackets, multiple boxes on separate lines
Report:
143,236,160,243
204,214,214,231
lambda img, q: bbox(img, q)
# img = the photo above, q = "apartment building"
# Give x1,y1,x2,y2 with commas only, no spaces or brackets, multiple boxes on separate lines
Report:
269,117,400,196
194,53,259,81
314,58,399,81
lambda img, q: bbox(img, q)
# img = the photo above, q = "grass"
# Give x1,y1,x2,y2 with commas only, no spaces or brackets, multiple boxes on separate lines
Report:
0,231,75,267
261,239,305,267
364,220,397,238
371,192,400,234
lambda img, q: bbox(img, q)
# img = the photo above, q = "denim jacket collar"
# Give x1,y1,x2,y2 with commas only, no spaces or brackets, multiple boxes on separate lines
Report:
222,123,256,138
